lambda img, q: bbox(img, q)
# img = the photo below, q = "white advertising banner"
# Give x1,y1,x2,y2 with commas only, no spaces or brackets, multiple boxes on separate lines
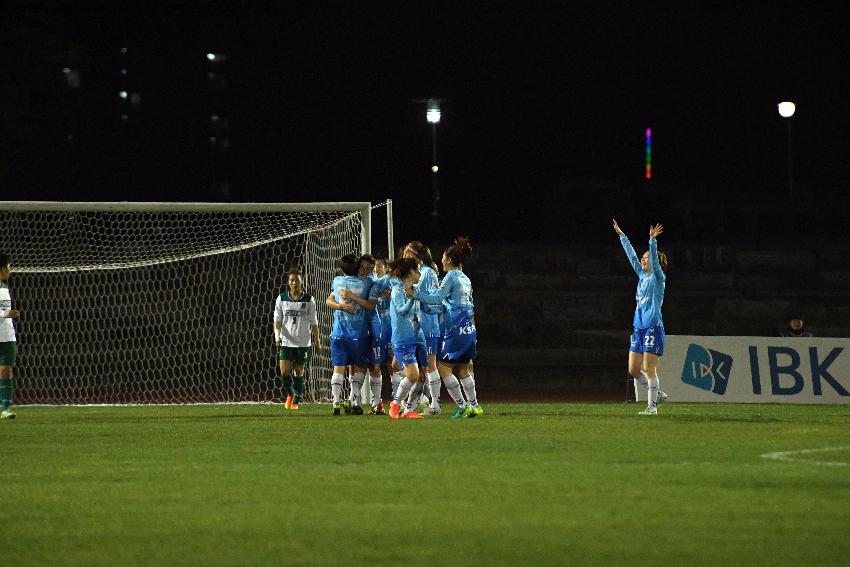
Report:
663,336,850,404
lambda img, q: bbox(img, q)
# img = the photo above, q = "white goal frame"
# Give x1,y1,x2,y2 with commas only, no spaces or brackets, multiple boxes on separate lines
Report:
1,200,388,405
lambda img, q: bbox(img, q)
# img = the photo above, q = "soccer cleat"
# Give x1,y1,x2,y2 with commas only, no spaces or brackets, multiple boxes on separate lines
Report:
285,394,293,410
401,410,424,419
332,402,341,416
369,403,386,416
450,406,468,419
352,405,364,415
639,406,658,415
289,403,300,410
388,401,401,420
421,405,441,416
461,405,477,418
656,391,669,405
470,404,484,416
342,400,352,415
0,409,16,420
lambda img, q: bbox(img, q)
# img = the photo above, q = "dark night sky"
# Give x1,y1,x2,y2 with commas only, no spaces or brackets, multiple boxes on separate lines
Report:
4,3,850,246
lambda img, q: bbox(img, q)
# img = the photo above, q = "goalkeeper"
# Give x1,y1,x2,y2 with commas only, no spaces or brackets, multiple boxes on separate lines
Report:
273,268,321,410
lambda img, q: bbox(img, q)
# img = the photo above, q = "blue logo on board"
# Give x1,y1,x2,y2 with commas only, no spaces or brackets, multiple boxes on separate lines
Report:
681,343,733,395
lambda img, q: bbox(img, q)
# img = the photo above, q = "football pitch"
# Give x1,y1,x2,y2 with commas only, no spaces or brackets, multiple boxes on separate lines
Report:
4,403,850,566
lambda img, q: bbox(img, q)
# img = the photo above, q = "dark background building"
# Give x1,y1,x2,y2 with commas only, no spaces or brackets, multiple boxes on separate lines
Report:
2,4,849,249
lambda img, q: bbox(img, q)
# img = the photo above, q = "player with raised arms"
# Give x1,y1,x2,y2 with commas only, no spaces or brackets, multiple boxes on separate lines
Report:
612,219,669,415
386,258,427,420
325,253,375,415
273,267,321,410
412,237,482,418
0,253,20,419
401,241,443,414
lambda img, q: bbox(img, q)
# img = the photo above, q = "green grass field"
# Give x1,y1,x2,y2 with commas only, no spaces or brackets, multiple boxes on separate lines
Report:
4,402,850,566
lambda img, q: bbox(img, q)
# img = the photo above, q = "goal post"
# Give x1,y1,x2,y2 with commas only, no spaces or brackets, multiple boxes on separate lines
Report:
0,200,385,405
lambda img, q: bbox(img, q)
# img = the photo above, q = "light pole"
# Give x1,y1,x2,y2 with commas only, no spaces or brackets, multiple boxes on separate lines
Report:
426,99,441,218
777,101,796,212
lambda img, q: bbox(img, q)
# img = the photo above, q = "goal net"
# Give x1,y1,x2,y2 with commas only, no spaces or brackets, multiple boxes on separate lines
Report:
1,201,374,405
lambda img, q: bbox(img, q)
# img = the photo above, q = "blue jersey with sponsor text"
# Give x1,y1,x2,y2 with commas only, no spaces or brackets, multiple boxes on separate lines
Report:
413,269,473,328
416,265,442,338
330,275,372,339
389,285,425,346
620,234,665,329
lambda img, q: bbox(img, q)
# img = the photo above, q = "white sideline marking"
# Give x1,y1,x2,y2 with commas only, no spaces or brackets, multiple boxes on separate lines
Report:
761,446,850,467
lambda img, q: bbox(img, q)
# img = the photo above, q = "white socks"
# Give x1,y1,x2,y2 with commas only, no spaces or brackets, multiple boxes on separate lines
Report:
647,377,659,408
349,372,365,406
369,373,383,406
406,382,424,412
427,370,441,409
460,376,478,407
633,372,649,402
394,377,414,404
331,372,345,404
442,374,465,408
391,371,403,396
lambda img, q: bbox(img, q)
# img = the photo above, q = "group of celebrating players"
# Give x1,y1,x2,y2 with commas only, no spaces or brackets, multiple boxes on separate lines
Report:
0,220,667,420
272,237,483,419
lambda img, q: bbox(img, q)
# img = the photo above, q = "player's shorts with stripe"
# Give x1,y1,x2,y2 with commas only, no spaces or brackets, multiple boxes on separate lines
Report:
370,343,392,365
393,341,427,369
440,317,477,364
330,336,370,367
0,341,16,366
278,346,311,364
424,336,440,357
629,323,665,355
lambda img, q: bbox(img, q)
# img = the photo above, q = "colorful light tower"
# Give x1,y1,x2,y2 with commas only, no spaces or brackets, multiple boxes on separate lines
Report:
645,128,652,180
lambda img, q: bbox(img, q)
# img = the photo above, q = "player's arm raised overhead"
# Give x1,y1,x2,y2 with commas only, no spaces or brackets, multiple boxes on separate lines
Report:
648,223,666,283
613,218,642,276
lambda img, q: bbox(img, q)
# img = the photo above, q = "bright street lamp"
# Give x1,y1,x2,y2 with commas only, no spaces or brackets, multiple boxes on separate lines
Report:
777,101,796,118
777,101,796,212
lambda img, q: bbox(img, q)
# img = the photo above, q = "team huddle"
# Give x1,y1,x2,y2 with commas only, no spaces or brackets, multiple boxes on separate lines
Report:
273,237,483,419
0,222,668,419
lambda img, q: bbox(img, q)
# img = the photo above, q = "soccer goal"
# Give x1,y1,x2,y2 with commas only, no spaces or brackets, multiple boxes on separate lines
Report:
1,201,389,405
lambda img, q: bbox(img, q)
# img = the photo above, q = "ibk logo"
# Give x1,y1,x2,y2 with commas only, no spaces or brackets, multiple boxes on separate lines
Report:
681,343,733,395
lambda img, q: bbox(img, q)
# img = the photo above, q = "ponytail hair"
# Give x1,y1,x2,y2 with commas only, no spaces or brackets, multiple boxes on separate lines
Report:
658,250,669,271
388,257,420,281
403,241,437,271
0,252,9,268
444,236,472,266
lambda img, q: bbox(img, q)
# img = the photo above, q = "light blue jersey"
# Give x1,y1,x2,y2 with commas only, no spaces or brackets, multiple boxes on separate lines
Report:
367,274,392,342
330,275,373,339
413,269,473,328
620,234,666,329
389,285,424,347
416,265,442,338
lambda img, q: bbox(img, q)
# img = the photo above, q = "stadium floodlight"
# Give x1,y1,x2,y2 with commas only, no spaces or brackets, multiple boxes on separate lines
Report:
411,98,445,218
0,201,388,405
777,101,796,211
777,101,796,118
